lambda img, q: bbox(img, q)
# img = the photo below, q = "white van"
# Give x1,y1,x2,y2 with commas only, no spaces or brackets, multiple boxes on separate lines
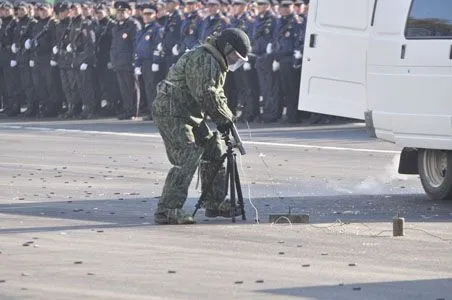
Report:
299,0,452,200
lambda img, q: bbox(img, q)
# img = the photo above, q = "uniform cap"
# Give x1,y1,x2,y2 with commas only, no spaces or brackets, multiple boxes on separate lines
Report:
81,1,93,8
95,3,108,10
256,0,270,4
232,0,246,4
1,1,14,8
15,1,28,8
70,2,81,8
279,0,294,5
141,3,157,13
37,2,52,9
206,0,220,4
55,1,70,12
114,0,131,9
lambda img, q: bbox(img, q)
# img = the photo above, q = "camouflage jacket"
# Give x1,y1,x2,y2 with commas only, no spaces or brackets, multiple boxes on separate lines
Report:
152,38,234,127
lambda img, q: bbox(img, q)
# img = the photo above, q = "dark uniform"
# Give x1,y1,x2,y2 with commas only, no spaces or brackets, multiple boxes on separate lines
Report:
251,3,280,122
0,2,16,114
68,14,98,118
11,3,36,116
53,10,74,117
110,1,141,119
161,5,182,73
200,7,229,41
61,13,83,117
200,1,237,113
179,3,202,53
29,4,58,117
272,8,304,123
230,3,260,122
94,4,120,115
135,4,164,118
156,9,168,26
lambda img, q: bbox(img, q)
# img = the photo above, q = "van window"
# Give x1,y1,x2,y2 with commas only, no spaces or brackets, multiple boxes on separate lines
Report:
405,0,452,39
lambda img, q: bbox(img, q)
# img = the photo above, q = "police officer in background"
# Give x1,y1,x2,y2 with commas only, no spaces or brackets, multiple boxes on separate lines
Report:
110,1,141,120
271,0,303,123
58,3,83,118
53,1,73,118
200,0,238,114
230,0,260,122
94,3,120,116
179,0,202,53
251,0,279,123
11,1,36,117
156,1,167,26
0,1,16,115
200,0,229,42
68,1,98,119
81,1,94,21
161,0,182,73
134,3,163,120
29,2,58,117
134,3,144,26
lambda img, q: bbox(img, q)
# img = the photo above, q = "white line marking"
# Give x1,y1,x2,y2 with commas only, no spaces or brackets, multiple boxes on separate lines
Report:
0,125,400,154
246,141,399,154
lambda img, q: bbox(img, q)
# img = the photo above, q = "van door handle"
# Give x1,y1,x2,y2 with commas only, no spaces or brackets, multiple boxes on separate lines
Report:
401,44,406,59
309,34,317,48
449,45,452,59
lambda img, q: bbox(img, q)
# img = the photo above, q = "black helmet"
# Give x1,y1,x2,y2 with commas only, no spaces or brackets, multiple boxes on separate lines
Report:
216,28,251,61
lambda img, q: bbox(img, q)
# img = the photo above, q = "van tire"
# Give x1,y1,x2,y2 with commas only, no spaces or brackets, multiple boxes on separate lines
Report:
418,149,452,200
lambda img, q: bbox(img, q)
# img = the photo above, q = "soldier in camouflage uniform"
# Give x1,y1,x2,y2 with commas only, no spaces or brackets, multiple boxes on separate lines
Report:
152,28,250,225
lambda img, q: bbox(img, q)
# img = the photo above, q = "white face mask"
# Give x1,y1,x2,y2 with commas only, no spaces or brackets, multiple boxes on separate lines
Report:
226,49,247,72
228,59,245,72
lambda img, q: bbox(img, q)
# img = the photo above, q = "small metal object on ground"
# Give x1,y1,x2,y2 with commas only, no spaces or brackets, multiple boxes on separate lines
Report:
393,215,405,237
269,214,309,224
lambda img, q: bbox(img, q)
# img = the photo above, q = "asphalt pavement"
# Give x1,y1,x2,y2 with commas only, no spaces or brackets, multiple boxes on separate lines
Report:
0,118,451,300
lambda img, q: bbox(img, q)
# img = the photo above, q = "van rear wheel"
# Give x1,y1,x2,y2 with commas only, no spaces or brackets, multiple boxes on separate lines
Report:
418,149,452,200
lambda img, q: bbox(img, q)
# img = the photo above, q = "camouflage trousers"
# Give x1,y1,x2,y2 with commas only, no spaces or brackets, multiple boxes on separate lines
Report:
153,115,226,214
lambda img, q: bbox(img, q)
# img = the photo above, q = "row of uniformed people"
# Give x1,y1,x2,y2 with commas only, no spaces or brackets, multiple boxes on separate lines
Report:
0,0,309,122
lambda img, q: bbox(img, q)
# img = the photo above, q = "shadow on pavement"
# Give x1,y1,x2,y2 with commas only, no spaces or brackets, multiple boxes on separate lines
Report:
256,278,452,300
0,193,451,234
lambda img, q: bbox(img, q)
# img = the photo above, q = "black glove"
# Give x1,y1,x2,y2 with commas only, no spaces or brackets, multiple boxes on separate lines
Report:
217,121,232,135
